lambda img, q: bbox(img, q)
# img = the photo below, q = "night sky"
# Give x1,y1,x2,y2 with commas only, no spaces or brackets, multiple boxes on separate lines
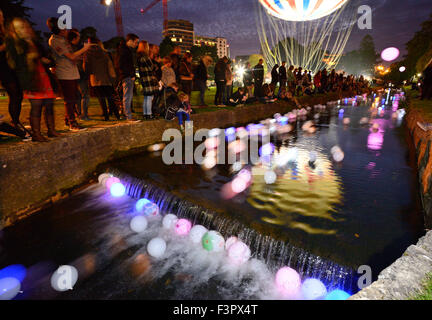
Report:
24,0,431,58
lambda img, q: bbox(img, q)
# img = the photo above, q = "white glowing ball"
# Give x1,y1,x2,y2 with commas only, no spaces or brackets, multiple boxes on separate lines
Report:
0,277,21,300
162,214,178,230
147,237,166,258
208,128,221,137
110,182,126,197
189,225,208,244
343,118,350,125
227,241,251,265
202,231,225,252
130,216,148,233
225,236,239,251
98,173,112,184
330,146,342,155
50,265,78,292
333,151,345,162
275,267,301,297
264,170,277,185
301,278,328,300
175,219,192,236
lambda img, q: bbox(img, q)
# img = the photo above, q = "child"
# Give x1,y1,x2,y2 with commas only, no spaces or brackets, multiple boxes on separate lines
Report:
177,92,192,133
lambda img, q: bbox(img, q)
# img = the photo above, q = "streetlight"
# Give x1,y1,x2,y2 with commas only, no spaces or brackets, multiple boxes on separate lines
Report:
101,0,112,5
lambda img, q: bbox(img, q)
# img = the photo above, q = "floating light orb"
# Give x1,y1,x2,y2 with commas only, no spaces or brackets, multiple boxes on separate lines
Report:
381,47,400,62
175,219,192,236
130,216,148,233
264,170,277,184
110,182,126,197
227,240,251,265
202,231,225,252
333,150,344,162
301,278,327,300
147,237,166,258
275,267,301,297
162,214,178,230
189,225,208,244
399,66,406,72
325,289,351,300
0,277,21,300
105,177,120,190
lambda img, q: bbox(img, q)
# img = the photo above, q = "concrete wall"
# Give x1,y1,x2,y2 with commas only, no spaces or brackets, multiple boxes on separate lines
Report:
0,93,343,228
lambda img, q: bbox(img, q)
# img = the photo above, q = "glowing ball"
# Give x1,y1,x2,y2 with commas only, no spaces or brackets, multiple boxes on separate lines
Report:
325,289,351,300
275,267,301,296
301,278,327,300
98,173,112,184
135,198,151,212
147,237,166,258
227,241,251,265
130,216,148,233
110,182,126,197
202,231,225,252
175,219,192,236
231,177,248,193
333,151,344,162
135,199,159,217
0,264,27,282
225,236,238,250
381,47,400,62
330,146,342,155
189,225,208,244
105,177,120,190
162,214,178,230
50,265,78,291
259,0,349,21
0,277,21,300
264,170,277,184
259,143,275,157
399,66,406,72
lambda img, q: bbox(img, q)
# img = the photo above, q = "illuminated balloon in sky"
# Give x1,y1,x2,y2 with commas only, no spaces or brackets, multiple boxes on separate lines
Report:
259,0,350,21
381,47,400,62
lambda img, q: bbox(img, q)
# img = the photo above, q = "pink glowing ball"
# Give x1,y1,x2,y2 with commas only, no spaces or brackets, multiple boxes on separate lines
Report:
227,241,251,265
175,219,192,236
275,267,301,297
231,177,247,193
225,236,238,251
381,47,400,62
105,177,120,190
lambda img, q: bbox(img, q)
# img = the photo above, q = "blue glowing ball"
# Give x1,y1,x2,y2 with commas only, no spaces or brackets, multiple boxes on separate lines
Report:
110,182,126,197
301,278,327,300
0,277,21,300
225,127,236,136
339,109,344,114
325,289,351,300
135,198,151,212
259,143,275,157
278,116,288,125
0,264,26,283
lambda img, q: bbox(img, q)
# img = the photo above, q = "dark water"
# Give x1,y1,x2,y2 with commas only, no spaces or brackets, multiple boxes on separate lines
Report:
0,95,425,300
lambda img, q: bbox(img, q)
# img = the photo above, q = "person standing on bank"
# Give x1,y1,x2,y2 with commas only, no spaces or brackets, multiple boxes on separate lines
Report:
224,60,234,105
115,33,140,121
278,62,287,94
179,52,194,96
7,18,60,141
253,59,264,98
271,64,279,94
214,56,227,106
194,55,211,107
84,37,120,121
137,40,158,120
47,17,91,131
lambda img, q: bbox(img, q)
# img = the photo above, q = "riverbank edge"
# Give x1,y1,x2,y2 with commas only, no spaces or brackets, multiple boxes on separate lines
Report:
0,92,346,228
350,101,432,300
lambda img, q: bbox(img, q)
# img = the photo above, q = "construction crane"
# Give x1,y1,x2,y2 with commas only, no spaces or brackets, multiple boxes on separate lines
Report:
100,0,124,37
140,0,169,30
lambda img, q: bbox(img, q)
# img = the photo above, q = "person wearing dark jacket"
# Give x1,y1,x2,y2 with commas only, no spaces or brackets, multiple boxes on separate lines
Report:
243,62,254,97
169,46,182,83
214,57,228,106
227,87,247,106
84,37,120,121
194,55,211,106
278,62,287,92
271,64,279,94
115,33,139,121
253,59,264,98
179,52,194,96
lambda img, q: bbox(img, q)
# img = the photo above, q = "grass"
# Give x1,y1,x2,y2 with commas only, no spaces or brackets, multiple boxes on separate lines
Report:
410,273,432,300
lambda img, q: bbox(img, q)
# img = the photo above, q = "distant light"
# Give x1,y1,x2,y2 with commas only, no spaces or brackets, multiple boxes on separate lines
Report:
399,66,406,72
110,182,126,197
381,47,400,62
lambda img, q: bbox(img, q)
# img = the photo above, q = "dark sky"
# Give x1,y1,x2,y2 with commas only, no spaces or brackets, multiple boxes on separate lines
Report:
25,0,431,59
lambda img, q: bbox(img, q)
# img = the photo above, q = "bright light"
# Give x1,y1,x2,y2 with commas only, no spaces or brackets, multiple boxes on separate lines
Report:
110,182,126,197
399,66,406,72
259,0,349,21
381,47,400,62
101,0,113,6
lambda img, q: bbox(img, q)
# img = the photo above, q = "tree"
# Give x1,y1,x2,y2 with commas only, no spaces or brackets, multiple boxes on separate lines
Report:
190,45,217,63
159,36,174,58
357,35,380,76
0,0,32,21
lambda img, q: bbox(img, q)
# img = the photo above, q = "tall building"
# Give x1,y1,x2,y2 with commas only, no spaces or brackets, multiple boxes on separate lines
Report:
163,19,194,53
194,35,230,59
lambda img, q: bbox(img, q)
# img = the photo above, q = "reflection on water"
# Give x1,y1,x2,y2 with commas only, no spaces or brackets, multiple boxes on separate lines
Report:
249,146,343,235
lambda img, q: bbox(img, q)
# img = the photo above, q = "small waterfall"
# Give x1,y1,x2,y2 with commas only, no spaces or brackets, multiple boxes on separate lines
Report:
110,169,357,293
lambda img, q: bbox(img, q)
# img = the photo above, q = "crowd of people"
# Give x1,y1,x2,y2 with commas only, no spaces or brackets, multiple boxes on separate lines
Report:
0,11,371,142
